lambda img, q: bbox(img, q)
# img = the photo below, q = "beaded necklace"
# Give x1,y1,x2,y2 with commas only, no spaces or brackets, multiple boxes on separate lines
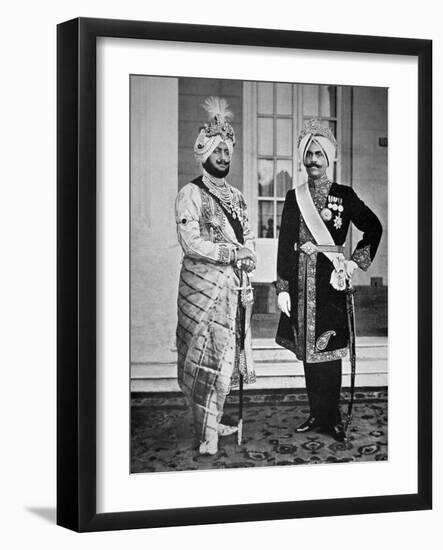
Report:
202,171,242,220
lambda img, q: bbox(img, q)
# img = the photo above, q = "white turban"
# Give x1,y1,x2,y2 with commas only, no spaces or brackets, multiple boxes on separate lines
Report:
297,119,337,180
194,97,236,164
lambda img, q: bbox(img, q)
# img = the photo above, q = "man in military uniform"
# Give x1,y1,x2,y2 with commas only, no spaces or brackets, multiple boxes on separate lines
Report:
275,119,382,441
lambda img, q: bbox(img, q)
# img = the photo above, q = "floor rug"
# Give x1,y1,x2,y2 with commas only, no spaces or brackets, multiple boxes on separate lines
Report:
131,388,388,473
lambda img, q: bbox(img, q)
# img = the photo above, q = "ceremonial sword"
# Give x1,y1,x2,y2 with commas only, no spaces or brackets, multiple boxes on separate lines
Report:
344,279,357,433
238,371,244,445
236,268,254,445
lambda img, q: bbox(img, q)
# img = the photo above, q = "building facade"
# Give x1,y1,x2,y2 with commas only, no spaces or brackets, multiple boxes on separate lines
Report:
131,76,388,389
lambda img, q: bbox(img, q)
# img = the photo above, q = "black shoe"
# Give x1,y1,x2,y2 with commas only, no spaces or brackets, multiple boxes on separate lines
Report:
295,416,319,433
331,423,346,442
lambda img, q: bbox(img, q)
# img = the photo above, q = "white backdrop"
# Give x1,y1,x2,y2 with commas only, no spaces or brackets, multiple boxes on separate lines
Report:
0,0,440,548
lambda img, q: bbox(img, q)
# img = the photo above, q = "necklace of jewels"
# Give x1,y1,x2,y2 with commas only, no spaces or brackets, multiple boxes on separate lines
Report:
309,177,332,210
202,173,242,219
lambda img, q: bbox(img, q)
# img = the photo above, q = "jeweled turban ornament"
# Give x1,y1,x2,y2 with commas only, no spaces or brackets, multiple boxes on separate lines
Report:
194,96,236,164
298,119,337,179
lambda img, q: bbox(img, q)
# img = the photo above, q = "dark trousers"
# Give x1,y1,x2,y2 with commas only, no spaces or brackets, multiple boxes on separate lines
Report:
304,359,342,427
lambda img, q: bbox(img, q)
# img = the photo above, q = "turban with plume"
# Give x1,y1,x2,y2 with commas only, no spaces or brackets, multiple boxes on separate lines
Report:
194,97,236,164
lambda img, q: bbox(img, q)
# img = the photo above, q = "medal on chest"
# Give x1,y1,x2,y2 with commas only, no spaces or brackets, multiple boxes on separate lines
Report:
320,207,332,221
327,195,343,230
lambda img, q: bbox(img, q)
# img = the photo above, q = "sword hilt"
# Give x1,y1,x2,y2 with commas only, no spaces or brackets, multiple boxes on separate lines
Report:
345,279,356,295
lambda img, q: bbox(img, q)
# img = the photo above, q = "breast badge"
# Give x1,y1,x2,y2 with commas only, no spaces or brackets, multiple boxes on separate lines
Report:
321,208,332,221
333,215,343,229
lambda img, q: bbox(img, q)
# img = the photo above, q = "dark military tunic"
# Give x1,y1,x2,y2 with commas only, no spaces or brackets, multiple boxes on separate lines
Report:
276,179,382,363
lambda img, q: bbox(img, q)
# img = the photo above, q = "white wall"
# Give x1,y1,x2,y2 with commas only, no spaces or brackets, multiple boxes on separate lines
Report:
351,87,388,286
131,76,181,364
0,1,441,549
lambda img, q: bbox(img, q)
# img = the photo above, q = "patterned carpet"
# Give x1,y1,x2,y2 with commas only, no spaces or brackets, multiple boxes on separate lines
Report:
131,388,388,473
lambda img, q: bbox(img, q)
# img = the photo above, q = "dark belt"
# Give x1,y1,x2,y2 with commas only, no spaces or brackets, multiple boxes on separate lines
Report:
294,241,344,255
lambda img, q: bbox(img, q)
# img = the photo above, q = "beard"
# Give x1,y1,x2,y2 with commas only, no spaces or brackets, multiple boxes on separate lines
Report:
203,158,230,178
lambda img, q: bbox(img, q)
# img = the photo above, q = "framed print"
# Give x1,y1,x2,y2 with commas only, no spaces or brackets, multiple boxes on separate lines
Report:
57,17,432,532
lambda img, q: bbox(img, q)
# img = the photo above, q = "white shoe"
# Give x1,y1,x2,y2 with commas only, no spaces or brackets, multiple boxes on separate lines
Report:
199,438,218,455
218,423,238,437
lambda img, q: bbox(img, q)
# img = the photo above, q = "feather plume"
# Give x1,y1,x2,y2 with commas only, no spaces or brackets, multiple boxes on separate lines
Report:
203,96,233,122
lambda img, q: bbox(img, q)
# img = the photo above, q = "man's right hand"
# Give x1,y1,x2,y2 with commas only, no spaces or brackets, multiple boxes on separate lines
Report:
278,291,291,317
234,247,256,272
237,247,256,262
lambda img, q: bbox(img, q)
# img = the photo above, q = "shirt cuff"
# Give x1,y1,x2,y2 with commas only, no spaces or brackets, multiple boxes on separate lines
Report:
217,244,233,265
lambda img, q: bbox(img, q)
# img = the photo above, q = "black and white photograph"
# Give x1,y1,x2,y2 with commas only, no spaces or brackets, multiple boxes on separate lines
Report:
1,0,435,543
130,76,388,473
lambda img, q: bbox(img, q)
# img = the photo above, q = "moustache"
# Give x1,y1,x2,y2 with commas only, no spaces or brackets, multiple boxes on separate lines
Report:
307,163,321,168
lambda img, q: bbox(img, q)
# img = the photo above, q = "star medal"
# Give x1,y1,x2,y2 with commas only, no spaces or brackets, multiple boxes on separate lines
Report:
321,207,332,221
333,215,342,229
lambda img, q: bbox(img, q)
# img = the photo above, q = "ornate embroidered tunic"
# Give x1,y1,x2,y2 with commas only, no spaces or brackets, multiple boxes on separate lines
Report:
175,177,255,441
276,180,382,363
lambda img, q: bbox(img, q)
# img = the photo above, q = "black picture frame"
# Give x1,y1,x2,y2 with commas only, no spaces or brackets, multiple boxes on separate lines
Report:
57,17,432,532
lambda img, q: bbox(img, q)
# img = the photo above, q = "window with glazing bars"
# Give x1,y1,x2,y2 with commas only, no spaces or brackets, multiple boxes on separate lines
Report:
257,82,338,238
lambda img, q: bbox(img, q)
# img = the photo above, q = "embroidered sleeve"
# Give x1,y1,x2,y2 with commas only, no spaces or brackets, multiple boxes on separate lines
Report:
348,188,383,270
275,276,289,295
175,184,234,264
217,244,232,264
237,191,256,252
351,245,372,271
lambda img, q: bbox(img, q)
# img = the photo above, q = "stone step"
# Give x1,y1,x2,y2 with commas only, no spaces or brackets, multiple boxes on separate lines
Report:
131,359,387,380
253,347,387,363
131,337,387,392
252,337,387,361
131,372,387,393
167,337,387,362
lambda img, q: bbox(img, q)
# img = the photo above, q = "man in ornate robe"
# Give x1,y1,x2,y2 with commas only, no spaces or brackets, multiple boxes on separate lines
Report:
175,97,256,455
276,119,383,441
